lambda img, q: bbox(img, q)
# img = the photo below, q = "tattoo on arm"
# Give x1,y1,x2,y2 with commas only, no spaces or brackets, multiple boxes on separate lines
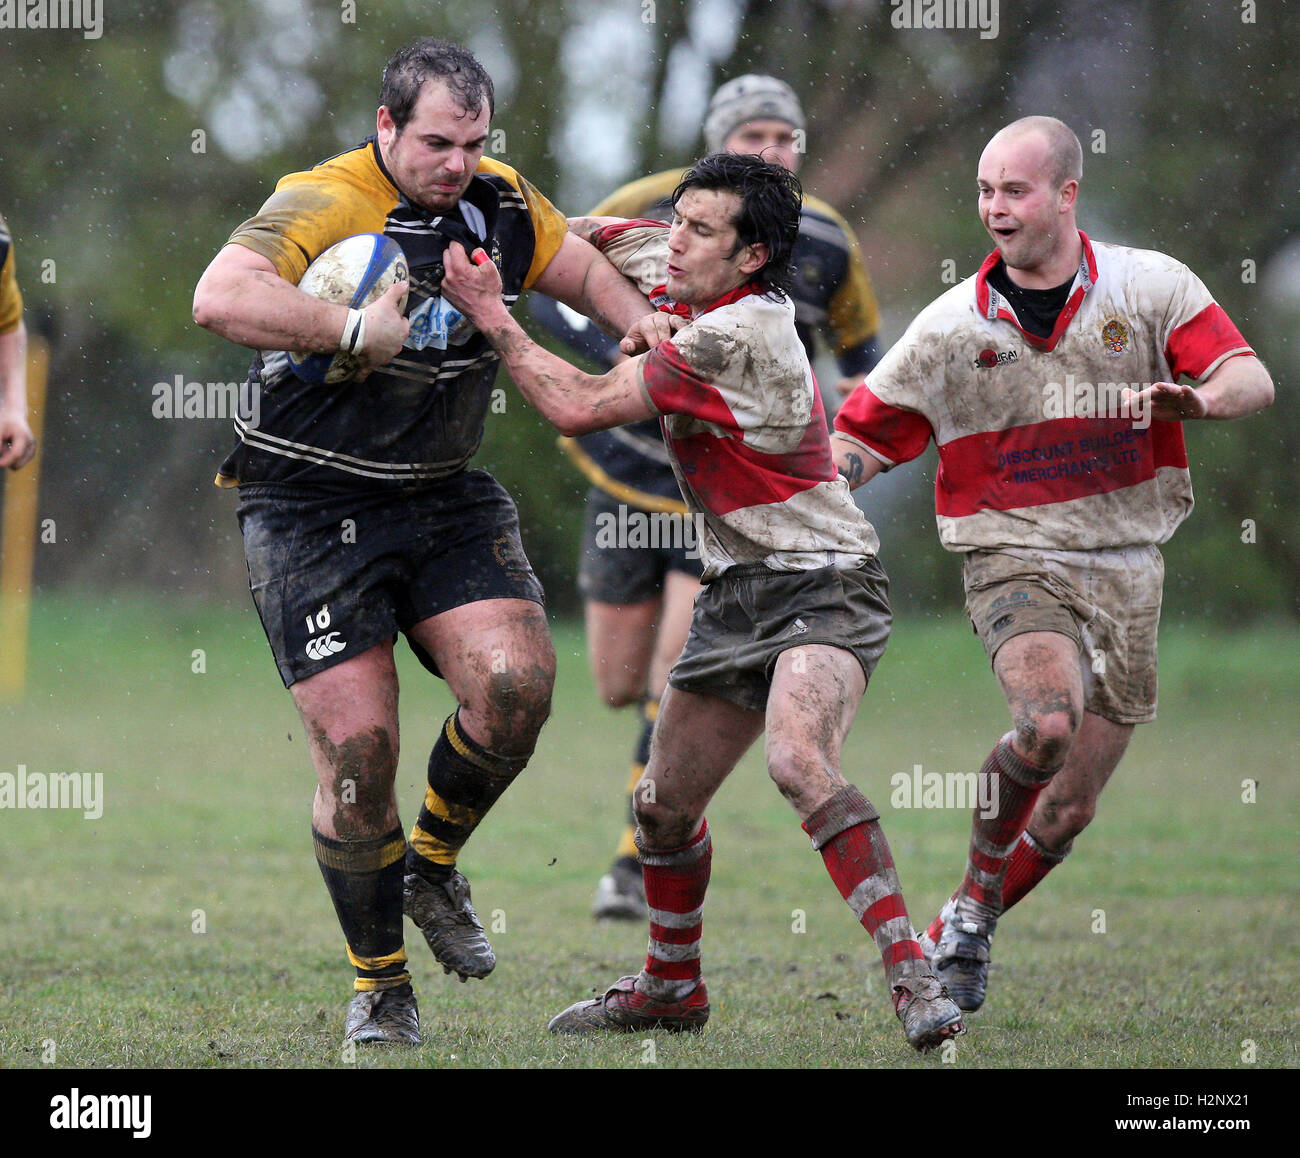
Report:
839,452,866,489
567,216,607,247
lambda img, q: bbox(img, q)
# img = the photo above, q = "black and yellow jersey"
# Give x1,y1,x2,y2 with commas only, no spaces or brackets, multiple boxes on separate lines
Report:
542,166,882,512
0,212,23,335
216,138,567,490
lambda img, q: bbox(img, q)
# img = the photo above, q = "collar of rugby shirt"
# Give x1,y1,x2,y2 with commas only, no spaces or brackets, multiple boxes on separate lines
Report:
974,230,1098,353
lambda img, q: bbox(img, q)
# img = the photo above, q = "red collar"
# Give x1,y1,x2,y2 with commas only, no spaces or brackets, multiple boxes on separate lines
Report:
651,280,763,320
974,231,1098,352
693,280,764,317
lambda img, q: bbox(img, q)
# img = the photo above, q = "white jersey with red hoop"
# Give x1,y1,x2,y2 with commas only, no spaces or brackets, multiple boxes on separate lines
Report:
832,232,1254,552
596,222,878,580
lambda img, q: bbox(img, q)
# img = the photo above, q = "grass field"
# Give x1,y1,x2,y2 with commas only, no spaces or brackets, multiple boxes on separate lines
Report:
1,592,1296,1074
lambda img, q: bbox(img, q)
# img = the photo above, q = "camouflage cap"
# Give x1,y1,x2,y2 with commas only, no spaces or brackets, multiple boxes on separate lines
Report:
703,75,805,153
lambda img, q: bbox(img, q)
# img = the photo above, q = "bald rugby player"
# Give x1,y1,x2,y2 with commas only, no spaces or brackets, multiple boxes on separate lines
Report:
832,116,1273,1013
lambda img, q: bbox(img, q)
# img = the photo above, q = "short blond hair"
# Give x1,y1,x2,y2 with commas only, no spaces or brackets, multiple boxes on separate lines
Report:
994,116,1082,190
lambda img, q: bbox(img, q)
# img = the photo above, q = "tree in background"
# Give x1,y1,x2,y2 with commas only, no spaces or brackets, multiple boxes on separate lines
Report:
0,0,1293,618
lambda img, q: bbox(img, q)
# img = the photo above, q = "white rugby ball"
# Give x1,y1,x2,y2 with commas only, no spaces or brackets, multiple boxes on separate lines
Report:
289,233,409,384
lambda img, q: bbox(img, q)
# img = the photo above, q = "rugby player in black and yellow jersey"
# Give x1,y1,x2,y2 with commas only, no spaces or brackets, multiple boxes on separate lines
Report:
0,211,36,471
192,38,662,1047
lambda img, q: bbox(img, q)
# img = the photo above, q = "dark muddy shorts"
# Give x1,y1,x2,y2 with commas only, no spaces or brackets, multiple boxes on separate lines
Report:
577,488,705,605
237,470,544,688
667,557,892,712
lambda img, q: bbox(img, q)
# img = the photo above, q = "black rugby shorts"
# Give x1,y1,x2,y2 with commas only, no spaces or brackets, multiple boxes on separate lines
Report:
577,487,705,605
237,470,544,687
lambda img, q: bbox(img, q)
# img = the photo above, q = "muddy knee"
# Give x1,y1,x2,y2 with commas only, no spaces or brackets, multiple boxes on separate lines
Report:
463,662,555,758
632,790,697,850
765,743,837,814
1012,707,1079,771
593,669,642,711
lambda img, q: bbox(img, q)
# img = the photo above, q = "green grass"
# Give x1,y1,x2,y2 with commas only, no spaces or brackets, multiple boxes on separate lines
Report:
0,593,1296,1070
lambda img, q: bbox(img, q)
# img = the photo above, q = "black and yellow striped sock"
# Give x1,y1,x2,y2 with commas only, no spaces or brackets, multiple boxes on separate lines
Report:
614,697,658,864
313,826,409,992
407,711,527,883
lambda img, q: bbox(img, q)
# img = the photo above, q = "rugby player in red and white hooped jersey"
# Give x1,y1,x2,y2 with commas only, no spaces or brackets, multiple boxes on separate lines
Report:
832,116,1274,1014
442,151,965,1052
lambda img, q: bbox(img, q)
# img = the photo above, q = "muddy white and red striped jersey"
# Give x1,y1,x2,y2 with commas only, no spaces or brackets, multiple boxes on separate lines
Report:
608,224,877,579
833,233,1254,552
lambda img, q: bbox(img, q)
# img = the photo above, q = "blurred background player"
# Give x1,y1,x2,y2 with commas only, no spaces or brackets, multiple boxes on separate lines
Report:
531,74,884,920
832,116,1274,1014
0,211,37,472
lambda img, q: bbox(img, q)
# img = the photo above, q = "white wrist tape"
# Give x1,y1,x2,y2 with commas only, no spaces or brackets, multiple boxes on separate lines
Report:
339,307,367,355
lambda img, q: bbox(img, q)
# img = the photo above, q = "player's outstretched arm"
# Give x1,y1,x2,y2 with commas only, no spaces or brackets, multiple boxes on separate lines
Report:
558,215,685,355
0,321,35,470
192,243,409,373
566,216,623,246
530,231,656,343
831,435,886,490
443,242,654,437
1123,355,1274,422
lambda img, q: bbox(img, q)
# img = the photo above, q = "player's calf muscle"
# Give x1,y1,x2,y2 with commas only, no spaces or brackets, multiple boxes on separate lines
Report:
1034,792,1095,843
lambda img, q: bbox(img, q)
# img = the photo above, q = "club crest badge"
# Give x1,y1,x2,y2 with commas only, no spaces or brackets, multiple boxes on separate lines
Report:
1101,316,1129,355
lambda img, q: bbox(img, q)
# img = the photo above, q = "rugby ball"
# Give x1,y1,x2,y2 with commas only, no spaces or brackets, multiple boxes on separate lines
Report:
289,233,409,384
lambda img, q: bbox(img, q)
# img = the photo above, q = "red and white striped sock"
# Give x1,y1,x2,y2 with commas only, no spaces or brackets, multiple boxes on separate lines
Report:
803,785,928,985
927,830,1071,944
635,821,711,1001
1002,829,1070,908
953,733,1056,928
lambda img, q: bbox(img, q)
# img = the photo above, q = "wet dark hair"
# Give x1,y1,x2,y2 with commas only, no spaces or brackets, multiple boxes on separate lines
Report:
671,152,802,297
380,38,494,129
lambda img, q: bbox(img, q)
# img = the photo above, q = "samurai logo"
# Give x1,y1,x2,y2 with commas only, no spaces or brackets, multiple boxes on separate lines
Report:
973,347,1019,369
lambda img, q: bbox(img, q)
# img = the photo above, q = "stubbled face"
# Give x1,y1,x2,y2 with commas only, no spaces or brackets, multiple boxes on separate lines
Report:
977,131,1074,282
666,187,767,310
724,119,801,173
377,79,489,214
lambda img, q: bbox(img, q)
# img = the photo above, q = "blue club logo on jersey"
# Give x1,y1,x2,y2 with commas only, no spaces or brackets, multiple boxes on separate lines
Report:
404,295,476,351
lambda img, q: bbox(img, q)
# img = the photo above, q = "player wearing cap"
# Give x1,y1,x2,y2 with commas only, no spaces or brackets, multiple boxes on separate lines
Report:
444,152,965,1052
832,116,1273,1013
532,75,884,921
